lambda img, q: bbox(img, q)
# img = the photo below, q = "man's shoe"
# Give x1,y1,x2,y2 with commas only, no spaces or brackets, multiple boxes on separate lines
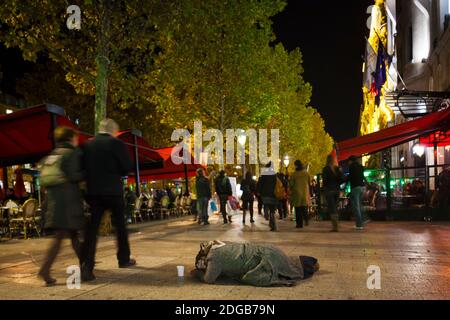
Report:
37,272,57,286
81,271,96,282
250,219,255,223
330,229,339,232
203,222,210,225
223,219,228,224
296,225,303,228
119,258,137,268
228,216,232,223
197,219,202,224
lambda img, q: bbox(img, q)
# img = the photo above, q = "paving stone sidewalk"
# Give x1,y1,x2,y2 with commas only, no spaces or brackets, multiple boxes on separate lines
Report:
1,213,449,300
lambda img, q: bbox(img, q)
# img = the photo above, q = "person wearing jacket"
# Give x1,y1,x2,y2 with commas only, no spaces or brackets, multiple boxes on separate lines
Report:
196,168,212,225
80,118,134,282
215,170,233,224
322,155,345,232
38,126,84,286
240,171,257,224
347,155,367,230
257,161,278,231
289,160,311,228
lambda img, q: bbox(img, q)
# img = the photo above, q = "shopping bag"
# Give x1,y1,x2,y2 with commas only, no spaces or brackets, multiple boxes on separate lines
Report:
210,199,218,212
228,196,240,210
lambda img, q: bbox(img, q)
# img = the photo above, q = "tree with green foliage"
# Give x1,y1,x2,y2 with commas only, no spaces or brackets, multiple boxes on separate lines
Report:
1,0,333,172
0,0,162,132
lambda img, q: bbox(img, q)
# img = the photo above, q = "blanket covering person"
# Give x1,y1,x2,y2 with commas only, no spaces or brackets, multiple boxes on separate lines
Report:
192,241,319,287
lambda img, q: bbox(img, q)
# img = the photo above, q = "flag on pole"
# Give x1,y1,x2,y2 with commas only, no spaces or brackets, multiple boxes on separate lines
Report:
363,40,377,90
373,39,387,106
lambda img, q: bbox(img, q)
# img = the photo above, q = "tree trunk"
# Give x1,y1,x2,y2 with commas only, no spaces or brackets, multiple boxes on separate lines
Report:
94,0,112,133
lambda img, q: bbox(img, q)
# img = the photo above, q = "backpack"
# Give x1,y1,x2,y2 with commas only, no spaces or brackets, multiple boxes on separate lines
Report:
274,176,286,200
39,148,71,187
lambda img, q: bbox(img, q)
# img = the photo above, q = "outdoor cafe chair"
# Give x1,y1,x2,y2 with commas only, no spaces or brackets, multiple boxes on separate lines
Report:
174,197,184,217
9,198,40,239
145,198,155,220
184,196,192,215
132,197,144,223
159,196,170,219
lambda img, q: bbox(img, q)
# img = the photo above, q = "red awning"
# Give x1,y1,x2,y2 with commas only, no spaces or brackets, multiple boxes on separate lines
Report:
116,130,163,169
0,104,86,166
134,146,204,181
337,108,450,161
0,104,163,169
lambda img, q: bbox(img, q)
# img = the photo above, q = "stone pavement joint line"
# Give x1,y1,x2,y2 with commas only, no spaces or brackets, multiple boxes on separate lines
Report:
0,213,449,300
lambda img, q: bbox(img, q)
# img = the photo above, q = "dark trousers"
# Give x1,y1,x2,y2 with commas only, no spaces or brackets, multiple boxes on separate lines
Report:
40,230,80,276
197,197,209,223
295,206,308,227
326,190,339,230
218,195,228,222
242,198,254,221
257,196,263,215
264,203,277,231
81,196,131,272
278,199,288,219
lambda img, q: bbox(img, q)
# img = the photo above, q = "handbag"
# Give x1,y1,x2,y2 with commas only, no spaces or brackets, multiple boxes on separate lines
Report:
274,177,286,200
227,195,240,210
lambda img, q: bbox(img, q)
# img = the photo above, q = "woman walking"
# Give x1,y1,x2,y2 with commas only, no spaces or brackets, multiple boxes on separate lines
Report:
38,127,85,285
240,172,257,224
322,155,345,232
289,160,311,228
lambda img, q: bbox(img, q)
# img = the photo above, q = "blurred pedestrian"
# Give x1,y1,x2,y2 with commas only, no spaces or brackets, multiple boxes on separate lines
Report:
276,172,289,219
257,161,278,231
38,126,84,286
347,155,366,230
322,155,344,232
215,170,233,224
80,118,135,282
196,168,212,225
240,171,257,224
289,160,311,228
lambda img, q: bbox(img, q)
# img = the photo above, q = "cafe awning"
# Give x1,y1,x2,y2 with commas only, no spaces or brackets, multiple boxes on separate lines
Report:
0,104,86,166
337,107,450,161
116,129,164,170
133,147,204,181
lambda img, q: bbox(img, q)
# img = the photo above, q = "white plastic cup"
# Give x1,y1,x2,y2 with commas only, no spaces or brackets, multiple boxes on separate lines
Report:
177,265,185,277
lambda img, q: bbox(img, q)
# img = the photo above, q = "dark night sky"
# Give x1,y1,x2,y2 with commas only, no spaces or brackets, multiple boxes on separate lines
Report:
273,0,373,141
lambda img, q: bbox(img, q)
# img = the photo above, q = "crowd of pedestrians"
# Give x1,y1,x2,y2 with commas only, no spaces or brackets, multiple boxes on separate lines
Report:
192,154,370,234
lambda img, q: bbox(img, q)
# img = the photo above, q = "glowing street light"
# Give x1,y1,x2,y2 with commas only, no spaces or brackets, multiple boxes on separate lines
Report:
283,155,289,175
413,144,425,157
283,155,290,168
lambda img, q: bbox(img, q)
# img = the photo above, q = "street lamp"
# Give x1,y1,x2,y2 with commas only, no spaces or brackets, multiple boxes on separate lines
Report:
283,155,289,175
237,129,247,176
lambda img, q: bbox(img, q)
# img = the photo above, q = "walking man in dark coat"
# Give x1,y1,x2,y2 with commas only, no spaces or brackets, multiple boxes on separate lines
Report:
215,170,233,224
196,168,212,225
80,119,135,281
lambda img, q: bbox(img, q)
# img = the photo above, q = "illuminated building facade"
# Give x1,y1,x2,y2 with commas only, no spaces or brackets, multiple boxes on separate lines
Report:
360,0,450,185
